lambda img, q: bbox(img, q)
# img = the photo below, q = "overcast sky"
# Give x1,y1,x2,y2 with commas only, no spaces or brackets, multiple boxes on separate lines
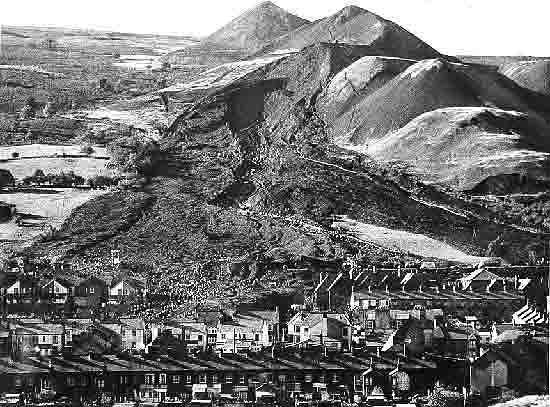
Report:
1,0,548,56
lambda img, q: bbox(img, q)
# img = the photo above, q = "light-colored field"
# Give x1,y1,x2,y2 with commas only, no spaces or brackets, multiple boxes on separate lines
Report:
0,188,107,241
332,216,489,264
1,157,113,180
490,395,549,407
0,143,109,159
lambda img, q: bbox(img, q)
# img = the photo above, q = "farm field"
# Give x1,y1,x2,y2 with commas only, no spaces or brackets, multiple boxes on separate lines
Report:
0,143,109,159
0,187,108,259
1,156,113,180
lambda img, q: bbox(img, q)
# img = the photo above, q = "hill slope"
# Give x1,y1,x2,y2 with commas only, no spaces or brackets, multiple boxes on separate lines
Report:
24,45,548,308
204,1,309,52
325,57,550,192
500,59,550,96
366,107,550,191
259,5,446,60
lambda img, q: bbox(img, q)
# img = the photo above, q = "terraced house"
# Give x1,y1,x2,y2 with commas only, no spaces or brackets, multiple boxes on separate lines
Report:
0,349,437,404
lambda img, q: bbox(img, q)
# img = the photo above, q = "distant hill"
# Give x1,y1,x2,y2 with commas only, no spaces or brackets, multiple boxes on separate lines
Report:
500,60,550,96
204,1,310,53
258,5,446,60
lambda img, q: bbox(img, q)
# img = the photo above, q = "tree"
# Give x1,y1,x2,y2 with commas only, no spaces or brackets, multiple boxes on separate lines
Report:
19,97,38,120
80,144,95,155
427,384,463,407
108,136,163,177
0,169,15,188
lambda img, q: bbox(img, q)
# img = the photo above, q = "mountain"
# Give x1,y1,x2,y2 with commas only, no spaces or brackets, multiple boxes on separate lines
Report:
258,5,447,60
204,1,310,53
500,60,550,96
366,107,550,191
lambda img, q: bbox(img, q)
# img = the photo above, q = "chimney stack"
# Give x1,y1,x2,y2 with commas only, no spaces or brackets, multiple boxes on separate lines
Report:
322,313,328,340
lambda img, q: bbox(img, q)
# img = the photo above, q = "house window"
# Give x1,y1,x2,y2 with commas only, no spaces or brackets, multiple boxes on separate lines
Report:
198,335,203,342
132,330,137,337
185,332,191,340
221,333,226,340
212,375,218,384
96,378,104,389
367,320,374,330
186,375,192,384
172,375,180,384
342,327,349,337
53,335,58,344
225,375,233,384
13,288,19,295
145,375,154,385
55,286,60,293
160,374,166,385
241,334,246,340
303,327,309,334
42,336,46,343
305,374,312,383
332,374,340,383
90,287,95,294
117,289,122,296
199,374,206,384
121,329,126,336
294,325,300,333
278,375,286,383
239,376,245,384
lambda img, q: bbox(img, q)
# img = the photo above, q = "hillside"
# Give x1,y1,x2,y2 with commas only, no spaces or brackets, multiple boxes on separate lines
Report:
500,59,550,96
26,45,546,294
322,57,550,192
204,1,309,52
258,5,446,61
365,107,550,191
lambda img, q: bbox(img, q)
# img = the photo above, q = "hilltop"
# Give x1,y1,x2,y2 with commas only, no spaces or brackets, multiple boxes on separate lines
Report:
205,1,310,52
258,5,446,60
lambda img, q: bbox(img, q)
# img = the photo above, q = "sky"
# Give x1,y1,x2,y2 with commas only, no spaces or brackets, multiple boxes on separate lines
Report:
1,0,548,56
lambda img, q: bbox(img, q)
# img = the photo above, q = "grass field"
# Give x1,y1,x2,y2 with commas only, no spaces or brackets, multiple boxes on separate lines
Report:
0,143,109,159
1,156,113,180
0,188,108,247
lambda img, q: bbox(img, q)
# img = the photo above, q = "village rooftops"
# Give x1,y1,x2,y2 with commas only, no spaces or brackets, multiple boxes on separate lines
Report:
459,268,504,290
352,288,522,302
288,311,350,328
7,319,64,335
0,348,437,377
0,358,48,374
